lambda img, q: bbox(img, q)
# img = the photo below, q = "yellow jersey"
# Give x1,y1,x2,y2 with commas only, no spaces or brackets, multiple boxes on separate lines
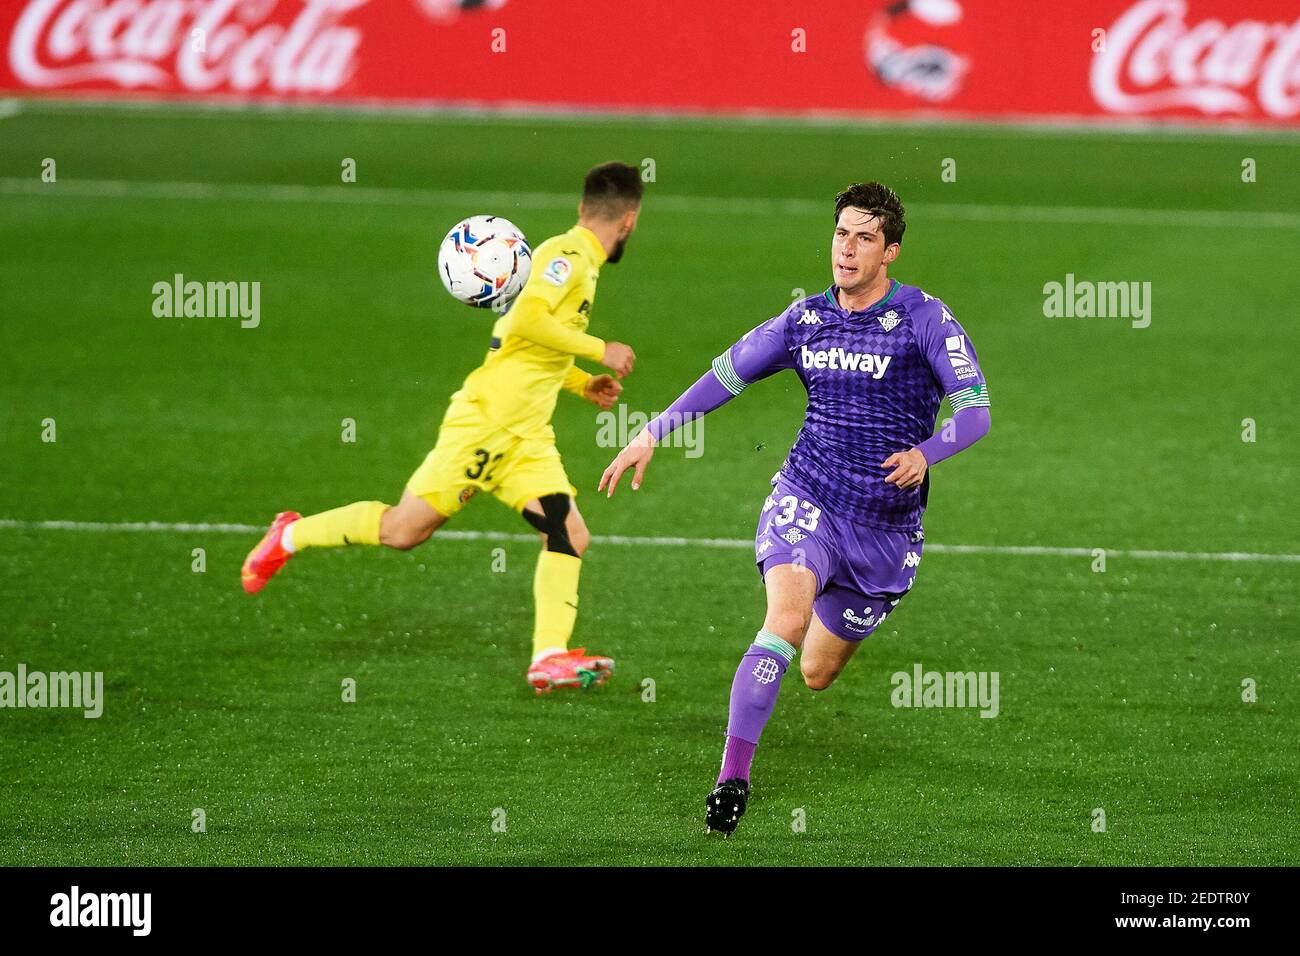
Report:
452,224,608,439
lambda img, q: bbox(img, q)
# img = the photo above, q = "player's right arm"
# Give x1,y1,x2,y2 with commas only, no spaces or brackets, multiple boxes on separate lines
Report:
599,308,794,497
506,246,636,376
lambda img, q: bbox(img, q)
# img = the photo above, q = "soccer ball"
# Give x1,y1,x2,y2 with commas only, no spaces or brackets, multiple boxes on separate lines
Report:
437,215,532,310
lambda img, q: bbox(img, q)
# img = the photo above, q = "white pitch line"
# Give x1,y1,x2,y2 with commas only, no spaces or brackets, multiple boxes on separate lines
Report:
0,518,1296,564
2,176,1296,231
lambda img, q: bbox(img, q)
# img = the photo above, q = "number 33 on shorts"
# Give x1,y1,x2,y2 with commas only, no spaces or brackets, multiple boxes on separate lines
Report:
764,494,822,533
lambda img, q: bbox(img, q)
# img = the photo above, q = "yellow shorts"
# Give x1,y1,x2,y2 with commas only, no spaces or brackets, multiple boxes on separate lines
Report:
407,400,576,518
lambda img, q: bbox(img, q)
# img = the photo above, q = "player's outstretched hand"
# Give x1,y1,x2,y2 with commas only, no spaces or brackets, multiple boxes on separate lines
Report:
881,448,928,489
602,341,636,378
599,429,656,497
583,374,623,410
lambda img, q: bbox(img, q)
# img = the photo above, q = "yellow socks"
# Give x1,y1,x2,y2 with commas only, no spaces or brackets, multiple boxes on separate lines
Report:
532,551,582,659
286,501,388,550
285,508,582,660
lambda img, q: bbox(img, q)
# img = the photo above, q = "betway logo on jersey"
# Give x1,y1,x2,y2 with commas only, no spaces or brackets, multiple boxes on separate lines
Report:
9,0,365,93
799,345,891,379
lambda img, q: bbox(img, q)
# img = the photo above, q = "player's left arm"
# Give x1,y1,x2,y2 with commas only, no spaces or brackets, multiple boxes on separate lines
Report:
563,365,622,410
882,300,991,489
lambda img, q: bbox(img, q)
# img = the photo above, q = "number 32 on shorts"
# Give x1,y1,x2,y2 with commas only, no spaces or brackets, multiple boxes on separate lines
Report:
465,448,503,482
764,494,821,532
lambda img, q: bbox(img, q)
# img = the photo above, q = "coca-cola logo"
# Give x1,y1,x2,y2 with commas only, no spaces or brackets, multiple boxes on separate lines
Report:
9,0,366,94
1092,0,1300,118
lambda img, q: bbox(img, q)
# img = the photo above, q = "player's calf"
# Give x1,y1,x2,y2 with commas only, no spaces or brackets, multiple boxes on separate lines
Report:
567,511,591,556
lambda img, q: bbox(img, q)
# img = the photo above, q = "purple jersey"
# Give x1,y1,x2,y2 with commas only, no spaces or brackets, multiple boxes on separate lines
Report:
713,281,989,533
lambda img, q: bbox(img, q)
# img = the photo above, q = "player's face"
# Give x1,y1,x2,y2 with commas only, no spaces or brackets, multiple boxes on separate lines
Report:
606,205,640,264
832,207,898,291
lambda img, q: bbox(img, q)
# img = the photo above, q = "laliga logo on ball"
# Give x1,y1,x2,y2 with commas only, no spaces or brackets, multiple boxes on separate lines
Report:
438,215,532,311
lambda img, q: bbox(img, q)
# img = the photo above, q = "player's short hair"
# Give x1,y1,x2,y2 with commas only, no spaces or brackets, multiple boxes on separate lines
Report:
834,182,906,247
582,162,644,219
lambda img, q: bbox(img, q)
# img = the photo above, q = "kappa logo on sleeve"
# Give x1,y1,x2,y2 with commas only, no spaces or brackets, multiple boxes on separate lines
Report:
542,256,572,287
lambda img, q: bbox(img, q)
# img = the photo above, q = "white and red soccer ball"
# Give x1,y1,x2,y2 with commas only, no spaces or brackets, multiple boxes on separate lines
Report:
437,215,532,310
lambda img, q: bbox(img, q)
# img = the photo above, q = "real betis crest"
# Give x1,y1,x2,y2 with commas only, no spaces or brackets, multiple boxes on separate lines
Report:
879,310,901,332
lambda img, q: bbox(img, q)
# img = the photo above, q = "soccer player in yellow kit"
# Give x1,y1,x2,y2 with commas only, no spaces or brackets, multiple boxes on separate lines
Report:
241,162,643,693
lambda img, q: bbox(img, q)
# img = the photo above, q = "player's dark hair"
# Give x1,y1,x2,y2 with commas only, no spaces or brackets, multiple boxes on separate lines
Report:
582,162,644,218
834,182,906,247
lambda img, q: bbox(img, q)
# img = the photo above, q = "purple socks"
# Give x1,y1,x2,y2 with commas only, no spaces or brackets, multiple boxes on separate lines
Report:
717,629,798,785
718,736,757,783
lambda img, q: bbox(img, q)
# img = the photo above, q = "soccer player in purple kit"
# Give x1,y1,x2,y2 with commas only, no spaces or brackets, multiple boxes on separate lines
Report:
598,183,991,836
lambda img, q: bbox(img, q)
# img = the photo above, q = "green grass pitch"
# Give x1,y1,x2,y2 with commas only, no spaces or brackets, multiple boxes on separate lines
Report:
0,102,1297,865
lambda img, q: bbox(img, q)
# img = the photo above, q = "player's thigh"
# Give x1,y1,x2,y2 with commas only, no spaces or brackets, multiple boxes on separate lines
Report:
754,478,836,648
761,562,818,648
494,438,577,516
379,490,448,549
406,406,513,519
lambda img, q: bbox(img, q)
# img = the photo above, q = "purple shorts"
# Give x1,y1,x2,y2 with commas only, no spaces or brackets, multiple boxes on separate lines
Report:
754,473,924,642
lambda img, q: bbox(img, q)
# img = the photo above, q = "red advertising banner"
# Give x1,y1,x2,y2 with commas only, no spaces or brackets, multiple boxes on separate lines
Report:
1,0,1297,126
